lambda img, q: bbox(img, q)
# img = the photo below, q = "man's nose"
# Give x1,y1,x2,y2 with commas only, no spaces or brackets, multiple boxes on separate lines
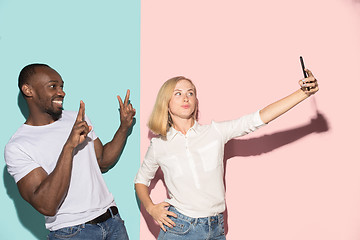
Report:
58,88,65,97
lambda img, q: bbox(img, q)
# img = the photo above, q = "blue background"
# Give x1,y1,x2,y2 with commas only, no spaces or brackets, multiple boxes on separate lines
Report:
0,1,140,239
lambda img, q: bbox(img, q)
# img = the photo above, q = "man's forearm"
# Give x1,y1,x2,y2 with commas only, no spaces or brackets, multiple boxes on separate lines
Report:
99,125,130,171
19,144,75,216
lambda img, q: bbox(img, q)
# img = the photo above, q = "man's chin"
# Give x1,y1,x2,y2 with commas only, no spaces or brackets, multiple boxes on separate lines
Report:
49,110,63,120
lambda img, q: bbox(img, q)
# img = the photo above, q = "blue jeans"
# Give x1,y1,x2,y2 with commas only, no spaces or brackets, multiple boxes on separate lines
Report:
158,206,226,240
47,213,129,240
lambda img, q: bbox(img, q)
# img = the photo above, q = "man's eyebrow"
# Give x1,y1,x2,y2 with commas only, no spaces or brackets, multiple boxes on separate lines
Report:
43,80,64,86
47,80,64,84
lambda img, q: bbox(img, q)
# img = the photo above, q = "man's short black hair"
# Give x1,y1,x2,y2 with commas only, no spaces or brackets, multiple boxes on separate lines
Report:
18,63,50,95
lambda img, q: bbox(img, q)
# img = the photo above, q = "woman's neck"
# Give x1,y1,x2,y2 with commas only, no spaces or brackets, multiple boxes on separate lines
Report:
172,117,195,135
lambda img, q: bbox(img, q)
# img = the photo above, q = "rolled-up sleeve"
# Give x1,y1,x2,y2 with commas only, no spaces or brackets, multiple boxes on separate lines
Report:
134,139,159,187
5,143,41,183
213,110,266,143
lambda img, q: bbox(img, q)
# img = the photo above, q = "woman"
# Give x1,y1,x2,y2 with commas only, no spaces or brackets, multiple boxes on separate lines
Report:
135,70,319,240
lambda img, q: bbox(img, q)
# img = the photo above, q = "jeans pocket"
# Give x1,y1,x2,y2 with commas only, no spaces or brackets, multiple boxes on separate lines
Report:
165,217,192,235
52,225,82,239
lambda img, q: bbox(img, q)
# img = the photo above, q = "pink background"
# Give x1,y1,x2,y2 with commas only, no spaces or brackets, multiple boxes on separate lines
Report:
140,0,360,239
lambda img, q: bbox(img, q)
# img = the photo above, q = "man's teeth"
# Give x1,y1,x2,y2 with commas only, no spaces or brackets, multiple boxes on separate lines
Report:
53,100,63,105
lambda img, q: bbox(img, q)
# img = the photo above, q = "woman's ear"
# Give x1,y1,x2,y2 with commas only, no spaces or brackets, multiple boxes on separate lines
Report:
21,84,33,97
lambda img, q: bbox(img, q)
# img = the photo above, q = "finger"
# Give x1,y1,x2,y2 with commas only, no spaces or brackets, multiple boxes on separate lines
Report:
158,222,167,232
167,210,178,218
83,122,91,134
76,121,90,135
160,202,170,208
310,84,319,91
129,105,137,115
127,103,134,113
305,69,314,78
124,89,130,106
117,95,124,110
76,100,85,122
308,81,318,88
299,79,308,88
162,217,176,228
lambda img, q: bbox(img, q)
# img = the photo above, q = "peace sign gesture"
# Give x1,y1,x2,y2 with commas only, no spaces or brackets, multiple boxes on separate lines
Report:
67,100,92,149
117,90,136,130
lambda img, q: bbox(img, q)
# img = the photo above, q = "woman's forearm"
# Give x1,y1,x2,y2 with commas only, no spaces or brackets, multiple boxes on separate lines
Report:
260,89,309,124
135,183,155,212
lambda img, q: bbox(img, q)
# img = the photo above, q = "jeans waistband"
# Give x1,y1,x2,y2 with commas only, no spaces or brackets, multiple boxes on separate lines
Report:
168,206,223,225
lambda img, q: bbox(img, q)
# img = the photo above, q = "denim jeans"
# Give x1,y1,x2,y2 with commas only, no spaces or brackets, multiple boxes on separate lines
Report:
158,206,226,240
47,212,129,240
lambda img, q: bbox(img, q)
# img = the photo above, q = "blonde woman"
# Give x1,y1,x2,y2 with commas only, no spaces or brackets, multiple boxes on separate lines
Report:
135,70,318,240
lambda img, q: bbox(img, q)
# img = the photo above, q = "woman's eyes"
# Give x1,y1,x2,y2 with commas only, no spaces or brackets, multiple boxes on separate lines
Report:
174,92,194,96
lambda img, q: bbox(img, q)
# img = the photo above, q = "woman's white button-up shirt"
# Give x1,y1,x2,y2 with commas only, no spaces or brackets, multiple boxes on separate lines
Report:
135,110,265,218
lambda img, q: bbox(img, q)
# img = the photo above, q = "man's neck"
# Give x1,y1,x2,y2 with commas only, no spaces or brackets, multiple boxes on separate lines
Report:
25,112,61,126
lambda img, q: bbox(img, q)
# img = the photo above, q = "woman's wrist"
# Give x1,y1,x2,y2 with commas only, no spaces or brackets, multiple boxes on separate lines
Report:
145,202,155,214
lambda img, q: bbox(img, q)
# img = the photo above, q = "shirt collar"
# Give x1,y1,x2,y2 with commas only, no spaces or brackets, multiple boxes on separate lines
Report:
167,121,200,141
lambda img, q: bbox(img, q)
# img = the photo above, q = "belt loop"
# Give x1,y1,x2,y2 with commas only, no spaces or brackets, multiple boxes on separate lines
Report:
108,207,114,218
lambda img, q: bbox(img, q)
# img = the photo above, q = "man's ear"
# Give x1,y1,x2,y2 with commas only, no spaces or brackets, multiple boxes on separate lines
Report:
21,84,33,97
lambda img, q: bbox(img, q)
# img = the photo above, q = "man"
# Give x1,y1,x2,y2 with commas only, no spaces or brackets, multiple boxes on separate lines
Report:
5,63,136,239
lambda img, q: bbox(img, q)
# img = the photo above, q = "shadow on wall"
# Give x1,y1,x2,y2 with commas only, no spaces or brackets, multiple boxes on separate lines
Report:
222,111,329,235
18,91,29,119
139,169,167,238
3,167,49,239
139,111,329,239
2,92,48,239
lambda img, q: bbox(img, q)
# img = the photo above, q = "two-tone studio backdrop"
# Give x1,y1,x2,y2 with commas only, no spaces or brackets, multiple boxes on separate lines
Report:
1,0,360,239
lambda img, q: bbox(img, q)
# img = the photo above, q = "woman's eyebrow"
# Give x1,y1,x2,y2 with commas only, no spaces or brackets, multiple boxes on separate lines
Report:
173,88,194,91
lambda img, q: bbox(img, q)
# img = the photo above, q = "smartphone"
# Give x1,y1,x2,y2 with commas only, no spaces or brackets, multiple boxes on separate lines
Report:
300,56,310,90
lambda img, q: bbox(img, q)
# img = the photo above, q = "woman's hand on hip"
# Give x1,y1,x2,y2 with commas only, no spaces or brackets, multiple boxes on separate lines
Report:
147,202,177,232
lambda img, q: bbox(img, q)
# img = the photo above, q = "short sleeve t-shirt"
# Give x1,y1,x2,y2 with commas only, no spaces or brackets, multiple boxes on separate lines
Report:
5,111,115,231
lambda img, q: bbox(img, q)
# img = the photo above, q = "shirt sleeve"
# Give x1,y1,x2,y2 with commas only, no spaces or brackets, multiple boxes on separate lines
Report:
134,139,159,187
212,110,266,143
4,142,41,183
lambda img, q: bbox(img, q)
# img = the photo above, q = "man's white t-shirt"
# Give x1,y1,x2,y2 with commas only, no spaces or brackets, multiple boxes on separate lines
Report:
5,111,115,231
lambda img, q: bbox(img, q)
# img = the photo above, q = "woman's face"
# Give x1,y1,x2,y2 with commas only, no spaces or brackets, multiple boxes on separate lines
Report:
168,79,197,121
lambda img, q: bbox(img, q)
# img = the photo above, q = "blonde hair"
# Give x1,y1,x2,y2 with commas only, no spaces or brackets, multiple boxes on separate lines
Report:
148,76,198,137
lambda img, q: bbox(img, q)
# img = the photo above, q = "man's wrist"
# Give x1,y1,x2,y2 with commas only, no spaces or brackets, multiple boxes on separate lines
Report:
118,123,130,133
63,142,76,153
